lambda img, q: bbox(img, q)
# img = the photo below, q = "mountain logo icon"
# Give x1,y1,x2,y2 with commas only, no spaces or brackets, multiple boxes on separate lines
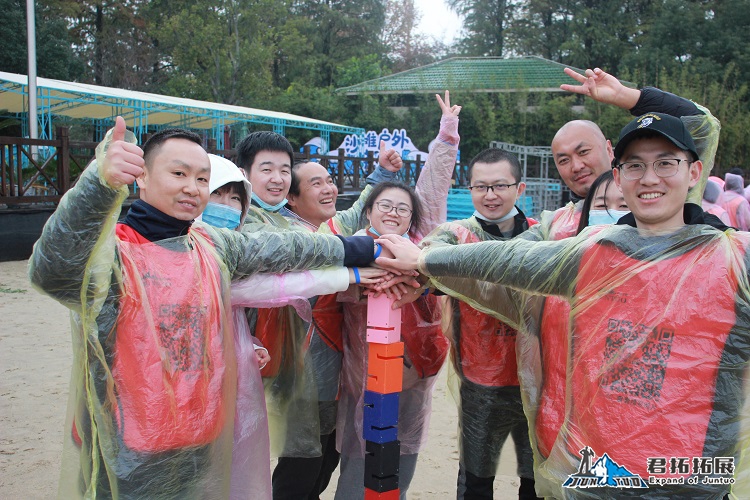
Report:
563,446,648,489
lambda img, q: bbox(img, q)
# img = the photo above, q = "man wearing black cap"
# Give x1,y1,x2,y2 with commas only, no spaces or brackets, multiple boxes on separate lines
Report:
375,112,748,498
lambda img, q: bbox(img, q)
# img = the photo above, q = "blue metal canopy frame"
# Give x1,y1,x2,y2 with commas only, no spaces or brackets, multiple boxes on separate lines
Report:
0,72,365,152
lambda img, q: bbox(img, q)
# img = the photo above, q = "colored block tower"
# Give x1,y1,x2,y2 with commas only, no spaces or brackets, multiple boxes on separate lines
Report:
364,293,404,498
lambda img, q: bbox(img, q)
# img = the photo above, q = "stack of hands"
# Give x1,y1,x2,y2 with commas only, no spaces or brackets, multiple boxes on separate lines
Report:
349,234,425,309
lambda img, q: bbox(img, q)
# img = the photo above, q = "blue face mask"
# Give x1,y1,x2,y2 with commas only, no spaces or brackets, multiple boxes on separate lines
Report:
202,202,242,229
588,209,630,226
251,192,287,212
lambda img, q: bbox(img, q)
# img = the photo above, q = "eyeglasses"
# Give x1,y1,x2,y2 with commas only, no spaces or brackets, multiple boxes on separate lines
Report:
616,158,691,180
468,183,519,194
375,201,413,217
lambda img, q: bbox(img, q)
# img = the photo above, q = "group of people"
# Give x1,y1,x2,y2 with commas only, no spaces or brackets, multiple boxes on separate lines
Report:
29,65,749,500
702,168,750,231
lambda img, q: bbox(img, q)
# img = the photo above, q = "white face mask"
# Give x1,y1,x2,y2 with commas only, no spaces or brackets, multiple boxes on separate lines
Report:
588,209,630,226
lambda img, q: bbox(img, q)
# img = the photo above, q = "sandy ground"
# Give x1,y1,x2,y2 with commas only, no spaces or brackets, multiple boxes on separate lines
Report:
0,259,518,499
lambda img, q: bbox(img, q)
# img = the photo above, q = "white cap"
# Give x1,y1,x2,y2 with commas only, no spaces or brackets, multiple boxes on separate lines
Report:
207,154,252,222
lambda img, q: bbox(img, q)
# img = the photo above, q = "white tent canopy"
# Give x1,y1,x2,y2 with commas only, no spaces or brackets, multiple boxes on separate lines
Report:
0,72,363,147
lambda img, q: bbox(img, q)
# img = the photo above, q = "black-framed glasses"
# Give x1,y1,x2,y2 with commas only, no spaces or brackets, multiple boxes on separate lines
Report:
468,182,520,194
375,201,413,217
616,158,691,180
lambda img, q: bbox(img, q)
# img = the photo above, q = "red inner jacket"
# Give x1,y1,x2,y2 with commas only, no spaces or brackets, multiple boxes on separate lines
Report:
113,223,225,452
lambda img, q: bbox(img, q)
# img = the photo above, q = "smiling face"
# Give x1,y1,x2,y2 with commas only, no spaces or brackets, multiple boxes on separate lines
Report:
613,135,701,232
287,162,338,228
367,187,413,236
552,121,614,197
247,150,292,205
470,160,525,220
137,138,210,220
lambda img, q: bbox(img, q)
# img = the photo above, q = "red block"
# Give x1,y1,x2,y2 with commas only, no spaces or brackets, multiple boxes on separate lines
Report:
365,487,399,499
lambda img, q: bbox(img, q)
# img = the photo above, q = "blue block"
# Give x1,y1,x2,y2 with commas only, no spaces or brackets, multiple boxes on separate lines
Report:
364,391,399,428
364,424,398,443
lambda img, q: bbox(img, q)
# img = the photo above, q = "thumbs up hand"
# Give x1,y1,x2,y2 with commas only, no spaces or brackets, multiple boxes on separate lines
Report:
378,140,403,173
101,116,145,189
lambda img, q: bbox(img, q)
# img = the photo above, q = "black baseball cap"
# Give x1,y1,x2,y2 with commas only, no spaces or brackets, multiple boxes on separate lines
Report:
614,112,699,163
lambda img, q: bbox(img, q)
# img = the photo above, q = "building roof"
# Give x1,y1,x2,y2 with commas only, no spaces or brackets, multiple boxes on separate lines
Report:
337,56,607,95
0,71,363,144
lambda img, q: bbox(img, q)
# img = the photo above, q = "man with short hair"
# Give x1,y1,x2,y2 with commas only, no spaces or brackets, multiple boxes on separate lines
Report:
376,112,745,499
422,148,540,499
235,130,405,500
29,118,377,499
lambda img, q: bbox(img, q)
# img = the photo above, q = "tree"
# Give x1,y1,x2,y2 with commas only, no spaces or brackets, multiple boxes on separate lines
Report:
448,0,517,56
0,0,81,80
380,0,436,72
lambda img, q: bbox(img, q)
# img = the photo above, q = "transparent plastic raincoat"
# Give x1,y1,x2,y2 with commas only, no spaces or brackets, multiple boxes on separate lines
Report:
422,213,537,481
329,114,458,489
240,178,377,460
419,219,750,500
419,104,727,498
28,130,353,499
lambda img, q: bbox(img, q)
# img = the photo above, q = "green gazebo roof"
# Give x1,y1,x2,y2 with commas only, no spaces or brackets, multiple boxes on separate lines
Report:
337,56,593,95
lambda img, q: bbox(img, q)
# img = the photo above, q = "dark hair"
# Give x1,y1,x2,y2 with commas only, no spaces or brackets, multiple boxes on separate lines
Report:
468,148,523,184
359,181,423,236
577,170,615,235
289,160,317,197
235,131,294,175
142,128,203,167
212,181,249,218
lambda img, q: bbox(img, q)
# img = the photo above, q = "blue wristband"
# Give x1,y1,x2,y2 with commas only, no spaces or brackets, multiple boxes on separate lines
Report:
374,243,382,259
353,267,361,284
421,287,430,296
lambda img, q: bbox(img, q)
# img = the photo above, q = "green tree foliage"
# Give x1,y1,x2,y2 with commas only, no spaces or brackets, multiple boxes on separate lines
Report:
448,0,516,56
5,0,750,169
0,0,81,80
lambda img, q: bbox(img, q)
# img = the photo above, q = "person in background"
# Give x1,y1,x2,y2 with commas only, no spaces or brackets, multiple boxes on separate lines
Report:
719,172,750,230
702,178,731,226
576,170,630,234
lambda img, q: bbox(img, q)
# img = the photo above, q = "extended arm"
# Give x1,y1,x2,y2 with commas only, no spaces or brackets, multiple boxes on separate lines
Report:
29,118,137,309
413,91,461,236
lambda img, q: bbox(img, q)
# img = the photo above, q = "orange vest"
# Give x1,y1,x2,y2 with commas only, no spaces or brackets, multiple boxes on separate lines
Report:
113,224,225,452
565,234,746,478
452,217,538,387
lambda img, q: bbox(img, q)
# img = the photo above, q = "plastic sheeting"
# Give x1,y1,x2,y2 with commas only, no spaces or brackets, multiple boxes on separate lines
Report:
28,128,348,499
228,268,349,499
419,222,750,499
424,216,533,479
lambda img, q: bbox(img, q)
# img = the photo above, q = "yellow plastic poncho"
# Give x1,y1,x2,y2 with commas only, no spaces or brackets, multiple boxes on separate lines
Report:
240,183,373,459
29,130,350,499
